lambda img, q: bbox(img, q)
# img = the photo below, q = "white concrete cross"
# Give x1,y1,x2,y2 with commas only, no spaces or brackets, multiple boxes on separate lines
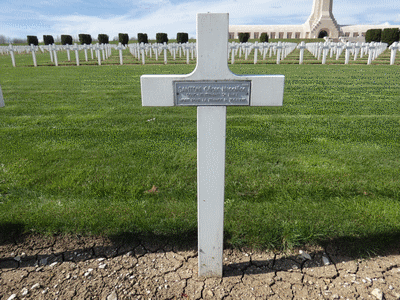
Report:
321,43,330,64
0,85,4,108
190,43,196,60
262,43,270,60
170,43,178,60
161,43,168,64
8,44,16,67
242,43,251,60
152,44,159,61
51,44,59,67
389,42,399,65
252,42,261,64
367,43,376,65
344,42,352,65
94,44,102,65
335,43,343,61
30,44,38,67
182,43,191,64
89,44,94,60
354,43,361,61
317,43,323,60
47,44,54,63
73,43,80,66
229,42,238,64
65,44,72,61
100,44,106,61
116,43,124,65
83,44,89,62
139,43,146,65
297,41,306,64
275,42,283,64
140,13,284,278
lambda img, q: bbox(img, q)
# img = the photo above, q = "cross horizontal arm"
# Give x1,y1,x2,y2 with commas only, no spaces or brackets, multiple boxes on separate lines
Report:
141,74,284,107
141,13,284,107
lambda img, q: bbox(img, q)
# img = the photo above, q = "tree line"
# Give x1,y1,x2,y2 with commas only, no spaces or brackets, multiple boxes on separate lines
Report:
3,28,399,46
4,32,190,46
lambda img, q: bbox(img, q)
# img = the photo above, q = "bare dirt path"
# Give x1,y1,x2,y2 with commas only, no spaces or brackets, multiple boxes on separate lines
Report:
1,235,400,299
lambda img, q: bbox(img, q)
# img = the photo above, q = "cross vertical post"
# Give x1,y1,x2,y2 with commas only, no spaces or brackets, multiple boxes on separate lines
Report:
297,42,306,64
48,44,54,63
390,42,399,65
8,44,16,67
73,43,80,66
53,45,59,67
0,85,5,108
140,13,284,277
65,44,71,61
30,44,37,67
83,44,89,62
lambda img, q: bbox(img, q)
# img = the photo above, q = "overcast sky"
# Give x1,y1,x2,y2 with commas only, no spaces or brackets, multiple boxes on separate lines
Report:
1,0,399,41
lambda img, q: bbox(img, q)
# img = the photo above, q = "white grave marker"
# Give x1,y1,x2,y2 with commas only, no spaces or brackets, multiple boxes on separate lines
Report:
0,85,4,108
161,43,168,64
230,42,238,64
297,42,306,64
30,44,37,67
354,43,361,61
275,42,282,64
65,44,71,61
94,44,101,65
8,44,16,67
73,43,80,66
253,42,260,64
83,44,89,62
90,45,94,60
52,44,59,67
390,42,399,65
140,13,284,277
321,43,330,64
368,43,375,65
344,42,351,65
116,43,124,65
183,43,191,64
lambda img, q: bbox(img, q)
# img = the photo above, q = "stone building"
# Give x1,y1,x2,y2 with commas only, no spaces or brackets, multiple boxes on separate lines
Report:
229,0,400,41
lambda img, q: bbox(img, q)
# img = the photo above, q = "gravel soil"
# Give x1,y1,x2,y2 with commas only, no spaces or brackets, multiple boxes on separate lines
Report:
1,235,400,299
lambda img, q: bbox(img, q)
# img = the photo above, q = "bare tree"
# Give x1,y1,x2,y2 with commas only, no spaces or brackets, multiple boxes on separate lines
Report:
0,35,8,44
12,38,27,44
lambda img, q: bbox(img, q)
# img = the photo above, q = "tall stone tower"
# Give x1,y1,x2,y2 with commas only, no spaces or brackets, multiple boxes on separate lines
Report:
305,0,341,38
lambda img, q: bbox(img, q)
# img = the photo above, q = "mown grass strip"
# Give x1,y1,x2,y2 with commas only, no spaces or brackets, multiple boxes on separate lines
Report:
0,60,399,255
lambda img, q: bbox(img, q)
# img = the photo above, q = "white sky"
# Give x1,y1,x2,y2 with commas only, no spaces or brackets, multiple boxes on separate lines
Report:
1,0,399,41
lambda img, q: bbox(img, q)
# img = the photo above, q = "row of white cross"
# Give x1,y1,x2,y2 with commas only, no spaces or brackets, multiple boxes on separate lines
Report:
2,43,114,67
127,41,298,65
1,40,399,67
128,42,197,65
304,41,399,65
229,42,298,64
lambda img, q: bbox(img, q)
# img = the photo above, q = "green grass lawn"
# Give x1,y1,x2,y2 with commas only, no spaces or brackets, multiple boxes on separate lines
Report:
0,51,400,255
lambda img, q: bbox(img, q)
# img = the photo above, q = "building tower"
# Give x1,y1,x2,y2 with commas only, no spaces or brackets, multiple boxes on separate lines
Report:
304,0,341,38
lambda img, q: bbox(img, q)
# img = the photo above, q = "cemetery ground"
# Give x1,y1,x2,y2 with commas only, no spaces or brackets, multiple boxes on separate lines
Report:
0,50,400,299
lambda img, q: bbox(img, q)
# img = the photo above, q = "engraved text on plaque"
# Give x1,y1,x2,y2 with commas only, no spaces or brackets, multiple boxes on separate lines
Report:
174,81,251,106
